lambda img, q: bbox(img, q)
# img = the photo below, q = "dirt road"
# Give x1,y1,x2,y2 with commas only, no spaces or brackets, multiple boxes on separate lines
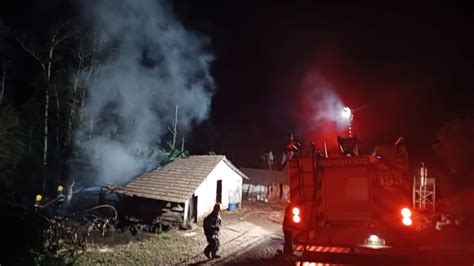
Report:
181,201,287,265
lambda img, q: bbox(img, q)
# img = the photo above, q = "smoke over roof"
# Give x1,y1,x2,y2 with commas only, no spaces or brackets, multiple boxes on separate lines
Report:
73,0,215,185
299,74,348,130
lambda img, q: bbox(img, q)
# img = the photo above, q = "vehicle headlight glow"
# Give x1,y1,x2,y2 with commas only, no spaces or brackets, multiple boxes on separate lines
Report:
369,235,379,242
366,234,386,246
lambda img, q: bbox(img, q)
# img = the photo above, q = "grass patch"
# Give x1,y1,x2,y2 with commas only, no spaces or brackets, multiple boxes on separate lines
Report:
76,230,203,265
159,232,170,240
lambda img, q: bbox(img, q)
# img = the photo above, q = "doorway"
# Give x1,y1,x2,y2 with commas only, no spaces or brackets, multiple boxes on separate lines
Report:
216,180,222,204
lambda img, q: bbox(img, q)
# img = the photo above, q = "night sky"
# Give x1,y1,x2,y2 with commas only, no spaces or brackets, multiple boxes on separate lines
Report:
2,1,474,167
181,1,474,166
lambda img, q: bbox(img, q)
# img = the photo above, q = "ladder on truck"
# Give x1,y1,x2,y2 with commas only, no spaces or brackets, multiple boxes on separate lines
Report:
413,163,436,212
287,142,325,225
287,141,326,260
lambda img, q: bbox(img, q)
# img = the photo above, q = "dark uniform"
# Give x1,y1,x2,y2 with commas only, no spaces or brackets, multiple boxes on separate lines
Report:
282,205,293,255
203,204,222,259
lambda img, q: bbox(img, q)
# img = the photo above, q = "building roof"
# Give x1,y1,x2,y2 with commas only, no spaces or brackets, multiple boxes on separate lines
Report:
240,167,288,186
115,155,248,203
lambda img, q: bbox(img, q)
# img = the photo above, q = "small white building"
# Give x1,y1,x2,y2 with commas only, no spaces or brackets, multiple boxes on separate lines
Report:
115,155,248,226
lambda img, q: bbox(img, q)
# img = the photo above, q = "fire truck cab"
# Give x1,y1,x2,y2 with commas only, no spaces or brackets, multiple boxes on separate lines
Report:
283,136,418,263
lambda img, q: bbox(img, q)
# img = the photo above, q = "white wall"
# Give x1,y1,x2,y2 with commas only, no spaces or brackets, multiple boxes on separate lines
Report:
193,160,243,220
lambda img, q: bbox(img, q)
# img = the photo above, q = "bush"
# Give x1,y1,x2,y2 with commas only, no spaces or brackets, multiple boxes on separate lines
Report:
31,216,88,265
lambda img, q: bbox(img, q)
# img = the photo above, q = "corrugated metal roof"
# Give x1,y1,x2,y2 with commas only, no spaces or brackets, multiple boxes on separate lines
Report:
240,167,288,186
115,155,247,203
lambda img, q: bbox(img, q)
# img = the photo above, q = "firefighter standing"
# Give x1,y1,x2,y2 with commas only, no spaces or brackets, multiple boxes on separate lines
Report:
287,133,301,159
203,203,222,259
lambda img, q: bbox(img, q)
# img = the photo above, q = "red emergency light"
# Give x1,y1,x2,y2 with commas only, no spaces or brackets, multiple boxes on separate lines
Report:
401,208,412,217
402,217,413,226
401,207,412,226
292,207,301,223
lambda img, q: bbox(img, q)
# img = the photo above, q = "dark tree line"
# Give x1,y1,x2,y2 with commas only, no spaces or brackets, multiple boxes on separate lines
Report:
0,8,193,205
0,0,138,204
0,17,90,198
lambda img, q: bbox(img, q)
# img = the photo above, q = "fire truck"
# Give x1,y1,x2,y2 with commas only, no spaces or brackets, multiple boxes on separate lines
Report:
283,135,419,263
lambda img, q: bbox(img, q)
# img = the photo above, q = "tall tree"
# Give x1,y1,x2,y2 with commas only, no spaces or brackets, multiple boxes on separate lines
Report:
65,32,85,147
0,19,8,105
17,23,69,189
0,59,4,105
66,31,104,147
167,105,179,150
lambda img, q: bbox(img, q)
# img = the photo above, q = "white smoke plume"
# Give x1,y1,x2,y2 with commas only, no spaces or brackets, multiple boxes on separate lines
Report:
309,88,348,129
302,75,348,130
73,0,214,185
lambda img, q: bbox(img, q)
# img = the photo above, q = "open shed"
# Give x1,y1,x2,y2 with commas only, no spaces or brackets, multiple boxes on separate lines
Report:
115,155,248,226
